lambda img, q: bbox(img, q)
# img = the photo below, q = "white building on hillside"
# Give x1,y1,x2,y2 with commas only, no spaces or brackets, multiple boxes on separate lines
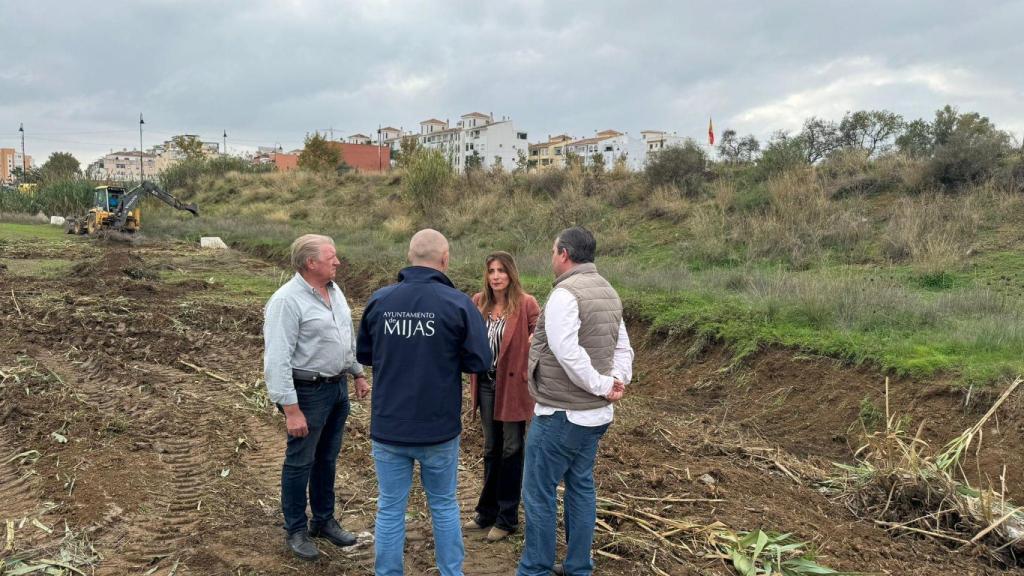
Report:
566,130,646,171
411,113,528,173
455,112,529,173
641,130,686,152
417,119,462,163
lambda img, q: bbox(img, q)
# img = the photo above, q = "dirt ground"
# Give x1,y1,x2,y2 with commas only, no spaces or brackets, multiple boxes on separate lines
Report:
2,229,1023,575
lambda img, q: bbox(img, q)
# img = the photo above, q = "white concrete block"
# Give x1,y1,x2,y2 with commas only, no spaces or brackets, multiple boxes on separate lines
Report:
200,236,229,250
50,216,66,226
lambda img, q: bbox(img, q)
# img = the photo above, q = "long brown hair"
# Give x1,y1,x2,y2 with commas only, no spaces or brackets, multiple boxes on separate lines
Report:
478,251,524,318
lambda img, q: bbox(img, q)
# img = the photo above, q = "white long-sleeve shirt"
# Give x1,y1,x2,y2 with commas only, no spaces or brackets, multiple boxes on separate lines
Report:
534,287,634,426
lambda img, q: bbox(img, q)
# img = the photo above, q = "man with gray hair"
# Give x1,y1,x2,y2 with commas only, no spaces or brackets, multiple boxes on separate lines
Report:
264,234,370,561
518,226,633,576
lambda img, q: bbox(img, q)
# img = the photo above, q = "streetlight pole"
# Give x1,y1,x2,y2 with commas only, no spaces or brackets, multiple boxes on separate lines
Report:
18,123,26,178
139,113,145,182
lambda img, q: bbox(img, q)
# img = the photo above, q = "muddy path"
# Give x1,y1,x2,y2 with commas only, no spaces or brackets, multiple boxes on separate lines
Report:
1,229,1022,575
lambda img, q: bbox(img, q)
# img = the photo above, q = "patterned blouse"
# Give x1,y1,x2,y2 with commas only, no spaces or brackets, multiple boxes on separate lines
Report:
486,312,507,372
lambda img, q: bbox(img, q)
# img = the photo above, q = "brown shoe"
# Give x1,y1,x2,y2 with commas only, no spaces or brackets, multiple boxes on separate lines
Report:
485,526,511,541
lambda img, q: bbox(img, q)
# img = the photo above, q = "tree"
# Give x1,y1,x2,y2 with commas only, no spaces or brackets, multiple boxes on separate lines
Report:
589,152,605,175
40,152,80,181
564,151,583,170
717,129,760,164
298,132,341,173
515,149,528,173
644,141,707,197
171,135,206,161
465,150,483,172
11,166,41,184
393,136,421,168
798,117,842,163
896,119,933,157
757,131,808,178
926,106,1011,189
931,104,959,147
838,110,905,157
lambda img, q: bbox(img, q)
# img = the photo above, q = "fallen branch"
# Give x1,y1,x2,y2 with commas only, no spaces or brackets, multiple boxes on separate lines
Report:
10,288,22,317
178,359,231,382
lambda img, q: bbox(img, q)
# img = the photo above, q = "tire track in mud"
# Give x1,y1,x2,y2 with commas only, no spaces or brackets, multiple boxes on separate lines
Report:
29,352,225,575
101,362,229,575
0,450,63,556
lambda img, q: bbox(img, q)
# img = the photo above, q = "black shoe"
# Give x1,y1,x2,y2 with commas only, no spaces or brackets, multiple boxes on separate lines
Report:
286,531,319,561
309,518,357,547
551,563,565,575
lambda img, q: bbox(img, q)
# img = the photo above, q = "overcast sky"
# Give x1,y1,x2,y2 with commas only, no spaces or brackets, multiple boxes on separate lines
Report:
2,0,1022,165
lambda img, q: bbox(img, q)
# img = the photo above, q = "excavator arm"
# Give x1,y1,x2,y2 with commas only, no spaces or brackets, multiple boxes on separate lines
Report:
115,181,198,228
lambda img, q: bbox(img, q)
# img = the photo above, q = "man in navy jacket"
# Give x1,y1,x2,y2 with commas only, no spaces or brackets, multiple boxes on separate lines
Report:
357,228,491,576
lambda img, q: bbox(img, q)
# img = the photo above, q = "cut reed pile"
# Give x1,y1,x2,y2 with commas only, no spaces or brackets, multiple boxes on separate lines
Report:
829,377,1024,565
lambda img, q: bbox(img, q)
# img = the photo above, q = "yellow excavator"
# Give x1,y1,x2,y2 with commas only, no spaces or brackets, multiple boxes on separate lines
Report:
66,181,198,235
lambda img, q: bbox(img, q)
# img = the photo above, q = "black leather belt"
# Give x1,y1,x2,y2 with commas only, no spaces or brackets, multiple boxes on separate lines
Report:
292,369,345,386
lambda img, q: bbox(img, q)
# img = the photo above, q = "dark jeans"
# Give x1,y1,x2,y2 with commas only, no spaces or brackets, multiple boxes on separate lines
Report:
475,375,526,531
281,379,350,535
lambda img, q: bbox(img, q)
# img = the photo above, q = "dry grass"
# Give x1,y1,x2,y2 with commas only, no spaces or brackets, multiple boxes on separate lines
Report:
745,170,871,268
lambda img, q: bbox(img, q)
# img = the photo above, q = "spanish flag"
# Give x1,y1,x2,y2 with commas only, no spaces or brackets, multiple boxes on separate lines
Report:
708,117,715,146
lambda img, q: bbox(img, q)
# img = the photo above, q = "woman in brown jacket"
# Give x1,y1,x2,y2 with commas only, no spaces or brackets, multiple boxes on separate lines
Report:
464,251,541,542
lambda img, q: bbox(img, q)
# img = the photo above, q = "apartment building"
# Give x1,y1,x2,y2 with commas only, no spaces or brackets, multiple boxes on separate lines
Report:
456,112,529,172
151,135,221,173
641,130,685,152
0,148,32,184
565,130,646,171
347,134,372,145
87,150,158,181
527,134,573,170
412,113,529,173
417,118,462,162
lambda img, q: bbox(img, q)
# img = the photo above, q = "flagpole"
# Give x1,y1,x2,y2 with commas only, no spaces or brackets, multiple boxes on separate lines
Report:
139,113,145,182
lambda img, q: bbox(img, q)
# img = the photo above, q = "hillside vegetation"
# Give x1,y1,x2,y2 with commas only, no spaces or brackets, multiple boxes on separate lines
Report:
8,105,1024,385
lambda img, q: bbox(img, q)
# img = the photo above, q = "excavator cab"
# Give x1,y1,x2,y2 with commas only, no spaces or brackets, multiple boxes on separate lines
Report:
94,186,124,212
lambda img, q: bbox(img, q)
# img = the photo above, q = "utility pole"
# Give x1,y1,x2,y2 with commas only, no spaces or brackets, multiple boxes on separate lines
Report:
18,123,26,178
139,113,145,181
377,124,382,172
223,129,228,156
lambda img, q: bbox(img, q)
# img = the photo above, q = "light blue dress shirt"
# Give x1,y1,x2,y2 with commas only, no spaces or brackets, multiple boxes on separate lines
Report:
263,273,364,406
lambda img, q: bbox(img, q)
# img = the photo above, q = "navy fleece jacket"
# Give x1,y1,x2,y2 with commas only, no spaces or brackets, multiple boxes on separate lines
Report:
357,266,491,445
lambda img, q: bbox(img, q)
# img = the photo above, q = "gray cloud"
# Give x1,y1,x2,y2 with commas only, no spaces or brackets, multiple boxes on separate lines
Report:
2,0,1021,164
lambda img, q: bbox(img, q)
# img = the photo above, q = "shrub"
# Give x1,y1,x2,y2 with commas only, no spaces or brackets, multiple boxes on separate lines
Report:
644,141,707,197
997,155,1024,193
756,133,807,180
525,169,568,199
927,129,1010,190
404,148,452,215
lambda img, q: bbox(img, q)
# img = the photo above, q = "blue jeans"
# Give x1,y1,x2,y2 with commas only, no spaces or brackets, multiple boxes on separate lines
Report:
372,437,463,576
281,379,350,535
517,412,609,576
